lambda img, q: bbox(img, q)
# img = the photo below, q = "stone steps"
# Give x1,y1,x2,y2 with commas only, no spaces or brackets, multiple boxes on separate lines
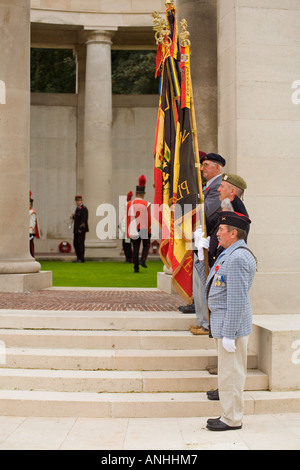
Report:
2,307,297,418
0,389,299,419
0,329,213,350
1,347,257,371
0,368,267,393
0,310,194,331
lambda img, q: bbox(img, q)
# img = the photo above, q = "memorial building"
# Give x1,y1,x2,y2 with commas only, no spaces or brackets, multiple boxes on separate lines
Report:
0,0,299,394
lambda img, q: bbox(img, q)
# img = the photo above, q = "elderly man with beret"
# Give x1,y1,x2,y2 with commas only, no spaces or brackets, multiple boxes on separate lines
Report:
206,173,250,269
200,153,226,236
194,212,257,431
218,173,248,216
187,154,227,336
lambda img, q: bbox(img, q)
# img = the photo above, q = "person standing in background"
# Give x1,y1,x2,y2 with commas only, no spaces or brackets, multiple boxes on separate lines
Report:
120,191,133,263
71,196,89,263
29,196,40,258
126,175,151,273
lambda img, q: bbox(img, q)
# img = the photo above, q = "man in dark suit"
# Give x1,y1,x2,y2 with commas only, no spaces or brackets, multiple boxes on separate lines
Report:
189,153,226,336
71,196,89,263
200,153,226,259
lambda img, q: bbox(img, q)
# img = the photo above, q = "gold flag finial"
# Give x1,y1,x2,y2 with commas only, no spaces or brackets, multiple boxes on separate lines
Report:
180,19,191,47
160,19,172,46
152,11,171,46
152,11,162,44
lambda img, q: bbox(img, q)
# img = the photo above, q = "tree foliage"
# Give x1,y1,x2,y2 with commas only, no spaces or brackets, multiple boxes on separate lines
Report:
31,48,76,93
30,48,159,95
112,50,159,95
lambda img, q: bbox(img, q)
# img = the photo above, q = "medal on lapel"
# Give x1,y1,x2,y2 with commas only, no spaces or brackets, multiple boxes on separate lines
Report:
214,274,225,287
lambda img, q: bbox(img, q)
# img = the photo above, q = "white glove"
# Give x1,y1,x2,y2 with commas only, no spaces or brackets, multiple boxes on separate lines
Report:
194,226,204,248
195,238,210,262
197,237,210,261
222,337,236,353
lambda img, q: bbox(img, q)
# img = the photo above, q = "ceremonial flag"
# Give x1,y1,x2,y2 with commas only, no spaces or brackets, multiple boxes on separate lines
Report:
171,105,199,302
153,2,205,303
153,3,180,268
153,61,177,267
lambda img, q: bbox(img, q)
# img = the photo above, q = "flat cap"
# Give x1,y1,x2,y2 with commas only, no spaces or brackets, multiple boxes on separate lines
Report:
222,173,247,190
200,153,226,167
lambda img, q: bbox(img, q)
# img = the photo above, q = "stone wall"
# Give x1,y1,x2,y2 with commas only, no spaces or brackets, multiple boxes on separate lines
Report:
217,0,300,314
30,93,158,253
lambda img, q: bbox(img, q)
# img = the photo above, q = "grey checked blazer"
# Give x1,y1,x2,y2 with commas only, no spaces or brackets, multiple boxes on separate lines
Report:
195,240,257,339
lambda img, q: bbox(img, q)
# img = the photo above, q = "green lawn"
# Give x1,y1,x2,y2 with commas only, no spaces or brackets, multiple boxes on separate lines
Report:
39,260,164,288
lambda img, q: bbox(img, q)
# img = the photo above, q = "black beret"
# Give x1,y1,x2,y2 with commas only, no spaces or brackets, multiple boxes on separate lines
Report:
219,211,251,231
200,153,226,167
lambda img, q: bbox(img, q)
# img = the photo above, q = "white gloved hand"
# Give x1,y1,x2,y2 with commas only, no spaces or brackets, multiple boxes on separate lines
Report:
197,237,210,261
222,337,236,353
194,226,204,248
193,226,210,261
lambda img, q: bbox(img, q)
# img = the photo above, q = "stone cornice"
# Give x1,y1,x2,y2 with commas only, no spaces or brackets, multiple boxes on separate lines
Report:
30,8,165,29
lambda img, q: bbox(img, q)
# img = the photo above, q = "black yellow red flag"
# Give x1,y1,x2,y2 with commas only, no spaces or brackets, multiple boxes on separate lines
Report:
153,2,204,303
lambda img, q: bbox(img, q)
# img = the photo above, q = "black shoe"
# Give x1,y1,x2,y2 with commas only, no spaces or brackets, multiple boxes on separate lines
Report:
134,268,140,273
206,418,242,432
207,389,219,401
206,417,221,425
178,303,195,314
140,261,147,268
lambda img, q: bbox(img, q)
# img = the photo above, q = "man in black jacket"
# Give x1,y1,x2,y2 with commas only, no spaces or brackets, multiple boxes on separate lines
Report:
72,196,89,263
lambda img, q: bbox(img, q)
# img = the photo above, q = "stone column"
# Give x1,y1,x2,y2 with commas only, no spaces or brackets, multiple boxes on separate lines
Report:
177,0,218,151
0,0,51,291
83,29,116,253
217,0,300,315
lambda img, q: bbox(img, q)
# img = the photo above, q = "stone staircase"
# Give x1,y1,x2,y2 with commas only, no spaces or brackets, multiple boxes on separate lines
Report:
0,308,292,418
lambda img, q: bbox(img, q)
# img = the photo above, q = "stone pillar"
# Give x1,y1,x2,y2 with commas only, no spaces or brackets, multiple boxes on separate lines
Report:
217,1,300,314
0,0,52,291
176,0,218,151
0,0,35,272
83,29,116,253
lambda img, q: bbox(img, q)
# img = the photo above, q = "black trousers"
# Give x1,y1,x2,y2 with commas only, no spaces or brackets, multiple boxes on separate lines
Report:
122,239,132,262
73,232,86,262
131,233,151,271
29,236,35,258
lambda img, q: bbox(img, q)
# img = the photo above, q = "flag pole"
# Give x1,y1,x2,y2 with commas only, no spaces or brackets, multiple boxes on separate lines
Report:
179,20,209,279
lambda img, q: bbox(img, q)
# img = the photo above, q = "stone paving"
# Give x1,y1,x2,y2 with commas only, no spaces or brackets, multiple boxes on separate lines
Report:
0,289,183,312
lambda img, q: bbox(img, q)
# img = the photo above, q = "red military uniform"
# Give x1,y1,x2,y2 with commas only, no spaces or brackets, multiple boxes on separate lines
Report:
126,176,151,273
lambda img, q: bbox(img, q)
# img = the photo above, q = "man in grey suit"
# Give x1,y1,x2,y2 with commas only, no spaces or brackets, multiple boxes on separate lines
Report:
190,153,226,336
201,153,226,239
195,211,257,431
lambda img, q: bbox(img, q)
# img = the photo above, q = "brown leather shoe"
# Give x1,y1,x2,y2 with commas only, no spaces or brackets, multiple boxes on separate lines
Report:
206,366,218,375
189,325,209,335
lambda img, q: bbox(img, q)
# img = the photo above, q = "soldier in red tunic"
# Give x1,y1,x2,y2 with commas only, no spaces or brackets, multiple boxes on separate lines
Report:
126,175,151,273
